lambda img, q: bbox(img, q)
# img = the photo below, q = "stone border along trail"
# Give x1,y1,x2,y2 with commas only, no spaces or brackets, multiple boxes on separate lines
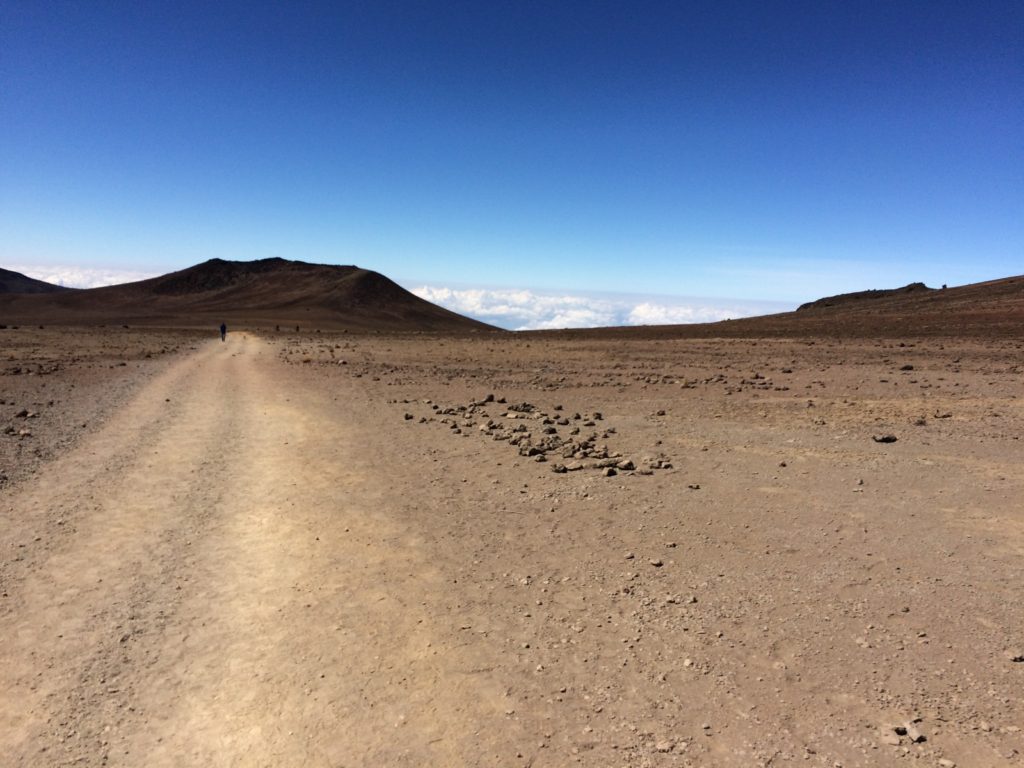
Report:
395,394,673,476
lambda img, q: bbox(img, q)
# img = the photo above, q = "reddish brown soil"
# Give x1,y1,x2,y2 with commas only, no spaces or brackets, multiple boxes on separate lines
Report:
2,325,1022,767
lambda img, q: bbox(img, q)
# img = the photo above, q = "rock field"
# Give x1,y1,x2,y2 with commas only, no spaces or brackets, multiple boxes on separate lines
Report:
2,326,1022,766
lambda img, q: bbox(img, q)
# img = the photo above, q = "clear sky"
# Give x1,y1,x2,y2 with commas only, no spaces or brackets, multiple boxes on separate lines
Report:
2,1,1021,325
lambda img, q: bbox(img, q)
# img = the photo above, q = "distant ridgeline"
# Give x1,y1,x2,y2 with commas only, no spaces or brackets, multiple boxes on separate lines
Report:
0,267,72,294
0,258,498,332
798,282,935,311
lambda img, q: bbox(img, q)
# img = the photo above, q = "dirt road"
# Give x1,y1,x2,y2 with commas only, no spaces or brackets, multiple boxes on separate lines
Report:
2,332,1023,767
1,335,504,766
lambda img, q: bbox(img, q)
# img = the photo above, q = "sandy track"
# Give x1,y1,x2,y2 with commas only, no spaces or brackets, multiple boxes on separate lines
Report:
3,332,1023,767
1,335,498,766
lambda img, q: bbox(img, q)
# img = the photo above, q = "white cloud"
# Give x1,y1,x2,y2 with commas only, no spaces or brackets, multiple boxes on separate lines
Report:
626,302,733,325
412,285,616,330
8,264,158,289
411,284,792,330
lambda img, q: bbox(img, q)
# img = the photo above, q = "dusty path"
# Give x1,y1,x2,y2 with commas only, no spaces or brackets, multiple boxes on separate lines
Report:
3,332,1023,767
0,335,502,766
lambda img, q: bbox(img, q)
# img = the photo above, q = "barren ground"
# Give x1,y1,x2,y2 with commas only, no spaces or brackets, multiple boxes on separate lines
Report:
1,327,1022,767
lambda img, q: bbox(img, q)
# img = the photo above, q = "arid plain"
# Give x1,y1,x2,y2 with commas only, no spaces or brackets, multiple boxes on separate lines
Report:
2,320,1022,767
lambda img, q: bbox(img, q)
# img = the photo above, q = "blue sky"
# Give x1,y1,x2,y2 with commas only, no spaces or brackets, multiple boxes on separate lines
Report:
2,2,1021,327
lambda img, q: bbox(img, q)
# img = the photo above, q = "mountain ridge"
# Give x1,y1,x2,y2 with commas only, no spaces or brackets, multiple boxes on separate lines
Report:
0,267,73,295
4,261,1023,337
0,258,498,333
531,274,1024,338
797,281,935,311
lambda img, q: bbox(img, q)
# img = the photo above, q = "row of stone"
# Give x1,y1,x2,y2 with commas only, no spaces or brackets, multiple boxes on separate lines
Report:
400,395,672,476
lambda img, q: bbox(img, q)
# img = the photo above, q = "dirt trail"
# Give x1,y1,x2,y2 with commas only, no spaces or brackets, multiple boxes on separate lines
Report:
4,331,1023,767
0,335,498,766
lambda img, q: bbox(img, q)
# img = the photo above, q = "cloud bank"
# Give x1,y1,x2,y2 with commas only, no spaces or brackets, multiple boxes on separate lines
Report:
410,285,792,331
9,265,159,289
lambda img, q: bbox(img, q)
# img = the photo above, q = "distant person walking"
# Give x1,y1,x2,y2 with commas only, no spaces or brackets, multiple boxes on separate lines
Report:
220,323,227,342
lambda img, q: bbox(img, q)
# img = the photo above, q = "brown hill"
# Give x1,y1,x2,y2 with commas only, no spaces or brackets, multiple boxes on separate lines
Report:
797,281,934,310
0,258,497,333
533,275,1024,339
0,268,72,294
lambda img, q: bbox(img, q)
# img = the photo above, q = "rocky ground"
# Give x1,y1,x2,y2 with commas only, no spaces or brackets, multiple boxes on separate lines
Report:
0,326,203,488
2,327,1022,766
